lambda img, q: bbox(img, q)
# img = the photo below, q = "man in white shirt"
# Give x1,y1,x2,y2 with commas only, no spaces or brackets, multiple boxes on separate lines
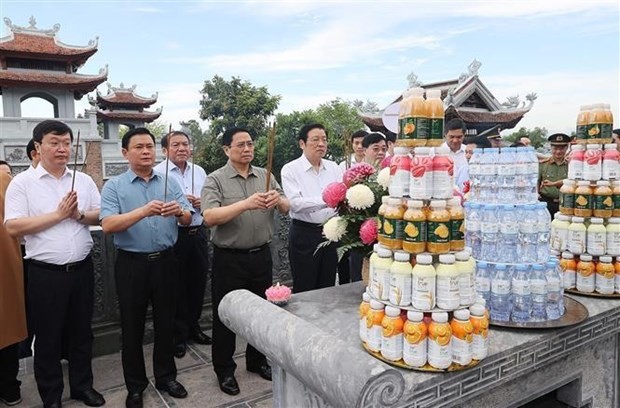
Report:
153,130,211,359
338,130,367,171
442,118,469,192
4,120,104,408
281,124,344,293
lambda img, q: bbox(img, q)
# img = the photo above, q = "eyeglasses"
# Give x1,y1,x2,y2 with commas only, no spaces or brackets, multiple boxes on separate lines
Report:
231,141,254,149
41,141,72,149
307,137,327,144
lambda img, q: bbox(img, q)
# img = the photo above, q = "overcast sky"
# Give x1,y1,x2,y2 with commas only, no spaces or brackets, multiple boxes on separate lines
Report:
1,0,619,135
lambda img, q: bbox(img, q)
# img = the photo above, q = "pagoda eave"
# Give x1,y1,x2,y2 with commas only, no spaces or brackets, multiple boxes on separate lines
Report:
0,69,107,98
95,110,162,123
0,49,97,65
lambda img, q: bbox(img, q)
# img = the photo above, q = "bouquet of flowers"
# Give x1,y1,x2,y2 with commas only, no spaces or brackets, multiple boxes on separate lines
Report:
320,163,390,258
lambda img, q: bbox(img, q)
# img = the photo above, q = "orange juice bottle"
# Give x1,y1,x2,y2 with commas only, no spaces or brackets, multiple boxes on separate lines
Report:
407,87,428,147
381,306,404,361
613,181,620,217
403,200,427,254
427,200,451,254
372,248,393,301
377,196,389,246
448,198,465,251
576,104,591,144
403,311,427,367
359,292,371,343
451,309,473,366
427,312,452,369
383,198,405,250
469,304,489,360
603,103,614,143
560,252,577,290
397,90,415,147
588,103,606,145
426,89,444,147
595,255,615,295
366,300,385,352
576,254,595,293
615,256,620,294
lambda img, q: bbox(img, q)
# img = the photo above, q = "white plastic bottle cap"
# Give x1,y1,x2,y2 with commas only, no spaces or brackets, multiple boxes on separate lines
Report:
362,292,371,302
394,251,410,262
385,306,401,316
455,251,470,262
453,309,470,321
370,300,385,310
378,248,393,258
416,254,433,264
600,256,612,263
432,312,448,323
470,304,485,317
407,311,424,321
439,254,456,264
580,254,592,261
590,218,604,224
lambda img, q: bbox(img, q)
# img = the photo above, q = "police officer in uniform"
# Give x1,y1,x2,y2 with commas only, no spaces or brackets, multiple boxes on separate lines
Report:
539,133,571,217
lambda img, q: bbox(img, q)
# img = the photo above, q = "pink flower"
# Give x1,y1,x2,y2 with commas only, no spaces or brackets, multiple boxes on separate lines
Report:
343,162,376,186
265,282,292,303
380,155,392,169
322,182,348,208
359,218,378,245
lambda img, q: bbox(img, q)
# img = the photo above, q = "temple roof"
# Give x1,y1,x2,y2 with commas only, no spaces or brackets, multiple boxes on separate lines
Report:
95,107,162,123
0,66,108,99
0,17,98,65
91,83,158,108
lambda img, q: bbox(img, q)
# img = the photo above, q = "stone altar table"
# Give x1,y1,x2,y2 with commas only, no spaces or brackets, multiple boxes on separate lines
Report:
218,282,620,408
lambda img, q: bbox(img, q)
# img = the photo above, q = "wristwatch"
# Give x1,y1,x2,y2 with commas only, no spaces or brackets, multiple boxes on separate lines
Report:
176,209,185,217
78,211,85,221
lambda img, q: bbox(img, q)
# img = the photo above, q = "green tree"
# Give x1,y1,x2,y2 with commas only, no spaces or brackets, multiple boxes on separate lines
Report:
146,120,170,140
503,126,549,148
352,99,381,114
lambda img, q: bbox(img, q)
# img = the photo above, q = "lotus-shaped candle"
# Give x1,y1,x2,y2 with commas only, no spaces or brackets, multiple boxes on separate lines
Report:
265,282,292,306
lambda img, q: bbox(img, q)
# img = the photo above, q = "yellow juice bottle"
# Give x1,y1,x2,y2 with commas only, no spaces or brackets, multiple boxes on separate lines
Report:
426,89,444,147
403,200,427,254
405,87,428,147
451,309,473,366
603,103,614,143
411,254,436,310
377,196,389,246
455,251,475,306
595,255,615,295
366,300,385,352
403,311,427,367
381,306,404,361
371,248,393,300
576,104,591,144
383,198,405,250
397,89,415,147
389,251,413,306
428,312,452,369
588,103,605,145
359,292,371,343
469,304,489,360
448,198,465,251
436,254,460,310
427,200,451,254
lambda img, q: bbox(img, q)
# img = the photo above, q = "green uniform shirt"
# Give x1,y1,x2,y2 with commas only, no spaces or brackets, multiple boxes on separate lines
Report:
201,161,284,249
538,159,568,199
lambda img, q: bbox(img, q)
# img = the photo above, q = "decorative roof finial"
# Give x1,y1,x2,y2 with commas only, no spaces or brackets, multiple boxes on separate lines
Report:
28,16,37,29
468,59,482,77
407,72,422,88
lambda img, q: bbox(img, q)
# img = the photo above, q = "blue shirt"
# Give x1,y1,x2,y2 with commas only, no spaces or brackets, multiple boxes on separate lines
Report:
100,169,192,252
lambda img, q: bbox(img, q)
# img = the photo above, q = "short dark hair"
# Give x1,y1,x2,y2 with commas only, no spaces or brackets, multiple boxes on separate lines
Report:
122,127,155,149
613,128,620,136
0,160,11,172
298,124,327,143
222,127,253,146
351,130,368,141
510,141,526,148
26,139,36,161
362,132,387,148
32,120,73,143
384,131,397,143
445,118,466,134
161,131,190,148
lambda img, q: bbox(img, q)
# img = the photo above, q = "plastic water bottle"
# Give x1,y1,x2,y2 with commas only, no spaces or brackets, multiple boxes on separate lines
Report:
514,147,528,204
511,264,531,322
544,261,561,320
468,148,483,202
519,205,538,263
481,204,498,262
535,202,551,263
530,264,547,321
479,148,497,203
475,261,491,304
466,203,482,259
526,147,540,202
498,204,519,264
490,263,512,321
497,147,516,203
552,258,565,315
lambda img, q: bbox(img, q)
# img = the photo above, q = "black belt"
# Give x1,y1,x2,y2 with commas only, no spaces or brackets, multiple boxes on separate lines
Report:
215,243,269,254
117,248,174,262
178,225,204,235
29,255,91,272
292,219,322,229
540,196,559,203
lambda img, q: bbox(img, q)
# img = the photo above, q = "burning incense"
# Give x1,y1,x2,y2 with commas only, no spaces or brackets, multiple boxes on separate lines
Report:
163,124,171,202
265,122,276,192
70,130,81,191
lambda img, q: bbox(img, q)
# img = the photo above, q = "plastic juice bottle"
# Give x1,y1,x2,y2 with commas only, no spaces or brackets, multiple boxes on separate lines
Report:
588,103,605,145
448,198,465,251
409,87,429,147
403,200,427,254
576,105,591,144
576,254,595,293
584,144,602,181
559,179,576,216
367,243,382,294
469,304,489,360
587,218,606,256
593,180,613,218
436,254,460,310
574,181,593,217
451,309,473,366
359,292,371,343
427,200,451,254
616,256,620,294
568,145,585,179
403,311,427,367
595,255,615,295
398,89,413,146
455,251,475,306
613,181,620,217
603,144,620,179
556,214,571,252
381,306,404,361
372,248,393,301
607,218,620,256
426,89,444,147
427,312,452,369
410,147,433,200
603,103,614,143
389,147,412,197
560,252,577,290
383,198,405,250
567,216,587,255
366,300,385,352
389,251,413,306
432,146,454,199
411,254,436,310
377,196,389,246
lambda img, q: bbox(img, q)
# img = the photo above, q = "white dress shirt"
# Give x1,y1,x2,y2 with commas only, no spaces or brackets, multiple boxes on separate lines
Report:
4,165,101,264
281,154,344,224
338,154,364,171
441,142,469,192
154,159,206,227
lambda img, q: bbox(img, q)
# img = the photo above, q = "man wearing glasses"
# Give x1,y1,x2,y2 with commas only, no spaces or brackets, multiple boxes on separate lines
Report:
281,123,344,293
201,127,289,396
362,132,388,167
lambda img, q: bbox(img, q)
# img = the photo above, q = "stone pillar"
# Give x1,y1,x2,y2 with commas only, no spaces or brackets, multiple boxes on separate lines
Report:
85,140,104,189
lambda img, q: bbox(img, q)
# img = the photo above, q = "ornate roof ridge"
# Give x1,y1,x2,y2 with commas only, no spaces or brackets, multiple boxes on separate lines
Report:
1,17,98,52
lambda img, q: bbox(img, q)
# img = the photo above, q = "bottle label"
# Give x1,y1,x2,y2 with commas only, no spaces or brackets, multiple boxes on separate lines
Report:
367,326,382,352
500,221,519,234
451,219,464,241
389,273,412,306
428,221,450,243
491,279,510,295
374,267,391,300
401,117,429,140
519,223,536,234
377,214,384,238
530,279,547,295
429,118,444,140
479,164,495,176
527,161,538,174
467,220,480,232
404,220,427,243
476,276,491,293
384,218,404,241
451,336,472,365
403,338,427,366
615,274,620,293
568,230,586,254
412,276,436,310
603,160,620,179
437,275,460,307
576,124,588,140
512,279,531,295
614,194,620,210
359,318,368,342
594,195,613,212
472,334,488,360
515,162,527,175
381,333,403,359
428,339,451,366
595,275,615,294
577,274,595,291
563,269,576,289
390,170,410,194
606,231,620,255
546,277,561,292
481,221,499,234
458,274,474,304
559,192,574,209
587,231,606,255
600,123,613,140
574,194,592,211
433,172,453,198
497,164,516,176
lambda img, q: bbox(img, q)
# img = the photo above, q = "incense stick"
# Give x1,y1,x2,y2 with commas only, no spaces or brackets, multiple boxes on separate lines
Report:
80,140,91,173
191,134,195,195
265,122,276,192
70,130,81,191
163,125,171,202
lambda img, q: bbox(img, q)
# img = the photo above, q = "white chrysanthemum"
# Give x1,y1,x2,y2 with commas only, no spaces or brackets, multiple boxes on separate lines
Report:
376,167,390,190
346,184,375,210
323,216,347,242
